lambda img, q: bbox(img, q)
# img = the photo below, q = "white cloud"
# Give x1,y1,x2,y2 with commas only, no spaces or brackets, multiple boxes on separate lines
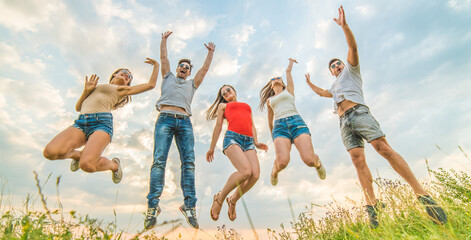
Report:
355,5,375,17
447,0,471,10
230,25,256,56
209,52,241,77
0,43,46,75
0,0,63,32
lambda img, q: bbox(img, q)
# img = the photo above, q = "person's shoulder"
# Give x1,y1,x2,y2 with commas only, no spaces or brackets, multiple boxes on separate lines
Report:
164,71,174,79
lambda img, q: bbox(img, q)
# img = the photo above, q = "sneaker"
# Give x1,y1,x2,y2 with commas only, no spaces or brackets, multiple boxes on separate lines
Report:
315,160,326,180
144,206,161,230
111,157,122,184
418,195,447,224
179,204,199,229
365,201,385,229
70,159,80,172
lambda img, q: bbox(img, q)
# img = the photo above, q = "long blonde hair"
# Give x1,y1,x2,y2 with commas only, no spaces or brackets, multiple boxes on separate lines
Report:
205,84,236,121
109,68,132,109
259,78,285,111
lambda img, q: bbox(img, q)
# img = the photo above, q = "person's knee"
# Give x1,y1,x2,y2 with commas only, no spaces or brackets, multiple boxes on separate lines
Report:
79,159,97,173
301,154,318,167
43,146,56,160
374,141,394,157
277,156,290,170
251,169,260,181
151,156,167,169
350,153,366,169
43,145,63,160
239,169,252,182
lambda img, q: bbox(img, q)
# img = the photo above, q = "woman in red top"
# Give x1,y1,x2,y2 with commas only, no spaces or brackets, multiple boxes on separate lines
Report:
206,85,268,221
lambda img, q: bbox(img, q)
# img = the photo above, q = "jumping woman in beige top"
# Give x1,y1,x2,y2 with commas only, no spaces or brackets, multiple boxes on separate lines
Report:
43,58,159,184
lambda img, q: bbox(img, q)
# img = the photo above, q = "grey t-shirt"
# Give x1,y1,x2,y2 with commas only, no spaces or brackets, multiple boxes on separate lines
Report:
155,72,197,116
328,62,366,114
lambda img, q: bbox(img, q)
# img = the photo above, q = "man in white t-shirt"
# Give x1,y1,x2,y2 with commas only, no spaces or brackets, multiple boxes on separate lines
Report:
305,6,447,228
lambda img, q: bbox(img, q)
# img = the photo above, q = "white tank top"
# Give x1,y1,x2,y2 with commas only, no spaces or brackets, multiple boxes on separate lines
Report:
269,90,299,120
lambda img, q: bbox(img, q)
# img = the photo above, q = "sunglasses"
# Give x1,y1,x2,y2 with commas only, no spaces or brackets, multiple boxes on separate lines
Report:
330,61,342,69
222,88,232,96
121,69,133,80
179,63,190,70
271,77,282,81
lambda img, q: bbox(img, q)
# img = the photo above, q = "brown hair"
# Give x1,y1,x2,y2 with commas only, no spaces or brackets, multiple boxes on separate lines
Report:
205,84,236,121
109,68,132,109
259,77,285,111
328,58,343,71
178,58,193,72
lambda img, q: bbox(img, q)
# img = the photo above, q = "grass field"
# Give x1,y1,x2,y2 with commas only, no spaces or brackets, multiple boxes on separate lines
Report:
1,164,470,239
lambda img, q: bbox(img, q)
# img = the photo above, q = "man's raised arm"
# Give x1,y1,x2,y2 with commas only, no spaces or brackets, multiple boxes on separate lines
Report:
194,42,216,88
160,31,172,77
334,6,359,67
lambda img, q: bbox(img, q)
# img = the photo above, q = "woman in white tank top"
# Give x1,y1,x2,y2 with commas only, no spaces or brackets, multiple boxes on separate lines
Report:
43,58,159,184
259,58,326,186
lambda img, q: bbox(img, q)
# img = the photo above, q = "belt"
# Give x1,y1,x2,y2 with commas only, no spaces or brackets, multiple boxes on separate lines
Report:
160,112,189,119
340,104,364,119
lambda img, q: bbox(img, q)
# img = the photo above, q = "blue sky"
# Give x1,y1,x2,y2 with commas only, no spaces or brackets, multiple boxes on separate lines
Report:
1,0,470,238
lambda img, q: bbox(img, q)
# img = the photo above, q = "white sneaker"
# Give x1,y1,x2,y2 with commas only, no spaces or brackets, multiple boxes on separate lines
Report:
70,159,80,172
111,158,122,184
316,160,326,180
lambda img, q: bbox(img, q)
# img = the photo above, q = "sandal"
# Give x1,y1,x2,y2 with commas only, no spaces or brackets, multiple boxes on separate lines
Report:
210,192,223,221
226,197,237,221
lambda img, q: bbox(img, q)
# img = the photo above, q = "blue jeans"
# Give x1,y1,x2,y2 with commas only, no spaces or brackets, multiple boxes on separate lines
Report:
222,130,256,154
71,112,113,141
272,115,310,143
147,113,196,208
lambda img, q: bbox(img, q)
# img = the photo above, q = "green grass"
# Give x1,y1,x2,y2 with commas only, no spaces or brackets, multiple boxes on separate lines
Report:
267,168,471,240
1,166,470,239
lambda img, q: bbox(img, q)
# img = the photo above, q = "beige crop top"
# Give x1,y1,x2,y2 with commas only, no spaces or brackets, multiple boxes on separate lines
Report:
80,84,122,114
269,90,299,120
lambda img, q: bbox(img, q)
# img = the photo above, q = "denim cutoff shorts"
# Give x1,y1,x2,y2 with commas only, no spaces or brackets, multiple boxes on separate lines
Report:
339,105,385,150
272,115,311,143
222,130,256,154
72,112,113,141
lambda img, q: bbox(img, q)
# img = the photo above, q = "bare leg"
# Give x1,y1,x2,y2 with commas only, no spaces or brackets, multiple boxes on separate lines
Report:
370,137,427,196
229,150,260,201
349,147,377,206
293,134,320,168
271,137,292,182
43,127,86,160
211,145,252,220
226,149,260,220
79,131,117,173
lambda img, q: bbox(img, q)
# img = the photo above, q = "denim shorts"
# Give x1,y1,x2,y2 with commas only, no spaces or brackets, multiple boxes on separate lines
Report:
339,105,385,150
272,115,311,143
222,130,256,154
72,112,113,141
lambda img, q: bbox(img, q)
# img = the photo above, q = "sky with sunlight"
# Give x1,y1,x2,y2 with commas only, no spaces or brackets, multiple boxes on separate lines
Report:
1,0,470,238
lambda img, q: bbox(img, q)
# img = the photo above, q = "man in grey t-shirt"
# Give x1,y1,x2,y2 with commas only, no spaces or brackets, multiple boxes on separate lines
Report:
144,31,215,230
306,6,446,228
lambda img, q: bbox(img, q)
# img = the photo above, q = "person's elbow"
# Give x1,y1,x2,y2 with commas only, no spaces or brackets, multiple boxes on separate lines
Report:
147,82,156,89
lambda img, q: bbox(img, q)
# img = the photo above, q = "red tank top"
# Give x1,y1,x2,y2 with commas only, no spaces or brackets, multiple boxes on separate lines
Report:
224,102,253,137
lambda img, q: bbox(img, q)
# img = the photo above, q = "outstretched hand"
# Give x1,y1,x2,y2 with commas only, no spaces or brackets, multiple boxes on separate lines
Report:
84,74,98,93
206,148,215,162
204,42,216,52
161,31,172,39
333,5,346,26
145,57,159,66
255,142,268,152
305,73,312,84
289,58,298,64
